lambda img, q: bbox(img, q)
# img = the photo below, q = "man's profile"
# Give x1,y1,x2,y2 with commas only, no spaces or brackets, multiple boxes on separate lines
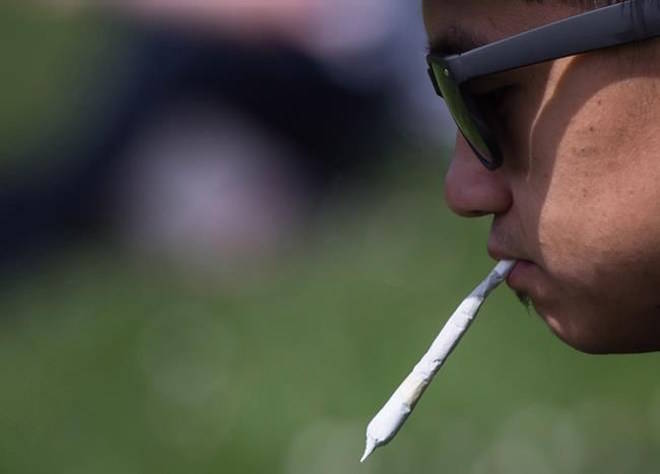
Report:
423,0,660,353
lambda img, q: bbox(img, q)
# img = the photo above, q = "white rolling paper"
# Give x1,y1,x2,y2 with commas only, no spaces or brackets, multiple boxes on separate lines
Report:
361,260,516,462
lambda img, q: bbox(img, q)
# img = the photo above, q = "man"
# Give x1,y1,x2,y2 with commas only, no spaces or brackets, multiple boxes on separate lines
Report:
423,0,660,353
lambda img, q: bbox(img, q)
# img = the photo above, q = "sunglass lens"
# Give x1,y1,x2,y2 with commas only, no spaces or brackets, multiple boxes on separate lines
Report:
428,61,501,169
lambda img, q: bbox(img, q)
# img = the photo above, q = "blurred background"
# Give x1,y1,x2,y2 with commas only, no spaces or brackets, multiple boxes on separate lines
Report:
2,1,660,473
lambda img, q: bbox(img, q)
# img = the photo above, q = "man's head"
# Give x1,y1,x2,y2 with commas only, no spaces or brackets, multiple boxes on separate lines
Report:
423,0,660,353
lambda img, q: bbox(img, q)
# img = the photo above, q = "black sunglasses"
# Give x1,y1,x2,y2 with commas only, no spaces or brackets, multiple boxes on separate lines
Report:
427,0,660,170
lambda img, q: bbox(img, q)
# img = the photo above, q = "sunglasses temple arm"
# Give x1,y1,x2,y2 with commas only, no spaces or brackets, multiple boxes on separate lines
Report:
448,0,660,83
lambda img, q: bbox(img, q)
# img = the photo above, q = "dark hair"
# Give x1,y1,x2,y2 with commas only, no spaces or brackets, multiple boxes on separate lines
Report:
526,0,624,8
527,1,660,22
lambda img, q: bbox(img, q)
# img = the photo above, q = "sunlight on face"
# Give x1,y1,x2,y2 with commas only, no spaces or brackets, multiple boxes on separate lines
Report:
424,0,660,353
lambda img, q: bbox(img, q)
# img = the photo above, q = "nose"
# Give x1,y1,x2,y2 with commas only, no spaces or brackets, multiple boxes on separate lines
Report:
444,133,513,217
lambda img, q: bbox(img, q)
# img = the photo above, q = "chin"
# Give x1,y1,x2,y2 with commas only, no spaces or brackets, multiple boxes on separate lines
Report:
532,304,660,355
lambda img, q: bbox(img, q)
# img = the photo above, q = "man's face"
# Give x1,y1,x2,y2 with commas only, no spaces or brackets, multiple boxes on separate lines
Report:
424,1,660,353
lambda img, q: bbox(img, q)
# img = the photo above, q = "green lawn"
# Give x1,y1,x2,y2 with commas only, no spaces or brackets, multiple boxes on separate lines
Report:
2,168,660,474
0,3,127,174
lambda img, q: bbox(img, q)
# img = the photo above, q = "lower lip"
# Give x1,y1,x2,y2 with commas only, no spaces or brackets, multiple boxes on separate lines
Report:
506,259,537,290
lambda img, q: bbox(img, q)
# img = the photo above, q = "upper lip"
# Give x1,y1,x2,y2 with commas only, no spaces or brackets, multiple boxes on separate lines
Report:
487,242,524,263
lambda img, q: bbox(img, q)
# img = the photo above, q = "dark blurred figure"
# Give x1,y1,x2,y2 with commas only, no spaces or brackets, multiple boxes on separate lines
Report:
1,1,449,269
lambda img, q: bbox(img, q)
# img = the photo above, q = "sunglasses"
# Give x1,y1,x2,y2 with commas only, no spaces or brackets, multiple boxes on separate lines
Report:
427,0,660,170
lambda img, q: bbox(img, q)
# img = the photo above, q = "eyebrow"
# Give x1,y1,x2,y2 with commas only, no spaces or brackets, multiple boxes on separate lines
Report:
427,26,491,56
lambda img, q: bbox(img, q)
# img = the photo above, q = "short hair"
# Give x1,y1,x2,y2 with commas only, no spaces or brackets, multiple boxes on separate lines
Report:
525,0,624,8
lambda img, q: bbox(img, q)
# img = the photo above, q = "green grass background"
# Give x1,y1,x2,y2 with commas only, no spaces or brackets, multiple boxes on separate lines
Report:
2,4,660,473
3,168,660,473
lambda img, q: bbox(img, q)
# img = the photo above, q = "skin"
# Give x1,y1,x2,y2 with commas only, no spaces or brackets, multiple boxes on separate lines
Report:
423,0,660,353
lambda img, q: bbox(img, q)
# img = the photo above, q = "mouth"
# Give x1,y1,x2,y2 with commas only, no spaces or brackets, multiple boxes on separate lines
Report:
487,243,558,321
505,259,538,292
486,245,537,293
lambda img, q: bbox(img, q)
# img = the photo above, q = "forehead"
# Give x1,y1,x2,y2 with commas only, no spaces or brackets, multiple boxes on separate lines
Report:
422,1,581,55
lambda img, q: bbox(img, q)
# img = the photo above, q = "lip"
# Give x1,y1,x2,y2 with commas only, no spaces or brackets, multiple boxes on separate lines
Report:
505,259,538,291
486,244,535,291
486,243,522,264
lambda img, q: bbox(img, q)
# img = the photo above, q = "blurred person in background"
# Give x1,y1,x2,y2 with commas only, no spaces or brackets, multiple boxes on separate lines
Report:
1,0,452,270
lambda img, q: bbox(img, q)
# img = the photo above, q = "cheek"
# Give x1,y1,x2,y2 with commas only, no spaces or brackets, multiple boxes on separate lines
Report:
524,148,660,352
502,56,660,351
531,87,660,296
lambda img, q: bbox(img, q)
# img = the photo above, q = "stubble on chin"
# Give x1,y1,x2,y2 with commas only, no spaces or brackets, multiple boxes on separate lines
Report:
516,291,532,311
